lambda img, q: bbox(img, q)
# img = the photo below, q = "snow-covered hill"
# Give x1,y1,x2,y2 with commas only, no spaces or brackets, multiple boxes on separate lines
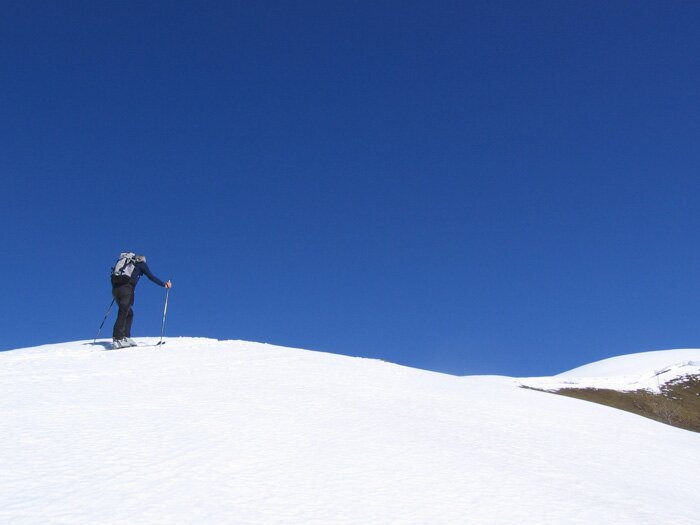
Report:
519,348,700,392
1,338,699,524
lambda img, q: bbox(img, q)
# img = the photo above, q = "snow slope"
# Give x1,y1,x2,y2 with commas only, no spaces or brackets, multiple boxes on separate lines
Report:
518,349,700,392
1,338,699,524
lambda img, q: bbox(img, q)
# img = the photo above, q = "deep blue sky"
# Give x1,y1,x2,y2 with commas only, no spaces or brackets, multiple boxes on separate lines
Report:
3,1,700,376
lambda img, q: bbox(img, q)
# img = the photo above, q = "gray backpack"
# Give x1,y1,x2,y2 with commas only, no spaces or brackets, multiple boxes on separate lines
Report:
111,252,139,285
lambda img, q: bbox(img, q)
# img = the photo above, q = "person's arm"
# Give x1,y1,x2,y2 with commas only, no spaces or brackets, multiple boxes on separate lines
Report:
138,262,170,288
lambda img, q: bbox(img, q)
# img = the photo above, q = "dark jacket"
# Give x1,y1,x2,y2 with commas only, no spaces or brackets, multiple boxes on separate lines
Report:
112,261,166,288
129,261,166,288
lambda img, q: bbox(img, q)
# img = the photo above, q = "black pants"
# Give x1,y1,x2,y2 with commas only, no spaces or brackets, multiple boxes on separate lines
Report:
112,284,135,340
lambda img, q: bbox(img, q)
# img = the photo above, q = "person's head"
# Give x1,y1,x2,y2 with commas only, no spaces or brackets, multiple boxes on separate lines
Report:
134,254,146,263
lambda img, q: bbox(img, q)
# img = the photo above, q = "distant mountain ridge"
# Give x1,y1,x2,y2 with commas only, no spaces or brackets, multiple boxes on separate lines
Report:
519,349,700,432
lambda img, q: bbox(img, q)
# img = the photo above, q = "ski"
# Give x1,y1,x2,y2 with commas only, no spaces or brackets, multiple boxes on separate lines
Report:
100,341,165,350
104,343,164,350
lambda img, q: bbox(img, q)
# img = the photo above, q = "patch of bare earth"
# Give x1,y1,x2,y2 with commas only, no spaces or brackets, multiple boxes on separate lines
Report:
525,374,700,433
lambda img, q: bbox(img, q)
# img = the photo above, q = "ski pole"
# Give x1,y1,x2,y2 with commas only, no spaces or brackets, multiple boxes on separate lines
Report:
157,287,170,346
94,298,115,343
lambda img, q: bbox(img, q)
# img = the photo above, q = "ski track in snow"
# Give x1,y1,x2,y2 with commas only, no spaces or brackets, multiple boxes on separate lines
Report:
1,338,699,524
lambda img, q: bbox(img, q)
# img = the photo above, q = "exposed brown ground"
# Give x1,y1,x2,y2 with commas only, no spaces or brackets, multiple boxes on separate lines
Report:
524,374,700,433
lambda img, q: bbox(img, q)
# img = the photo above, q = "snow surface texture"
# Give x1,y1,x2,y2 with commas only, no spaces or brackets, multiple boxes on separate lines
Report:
519,348,700,392
1,338,699,524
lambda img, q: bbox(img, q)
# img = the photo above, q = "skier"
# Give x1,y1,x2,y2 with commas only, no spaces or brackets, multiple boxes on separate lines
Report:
111,253,172,348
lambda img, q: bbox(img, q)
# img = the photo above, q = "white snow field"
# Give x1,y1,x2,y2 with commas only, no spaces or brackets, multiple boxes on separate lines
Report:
1,338,699,524
519,348,700,392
